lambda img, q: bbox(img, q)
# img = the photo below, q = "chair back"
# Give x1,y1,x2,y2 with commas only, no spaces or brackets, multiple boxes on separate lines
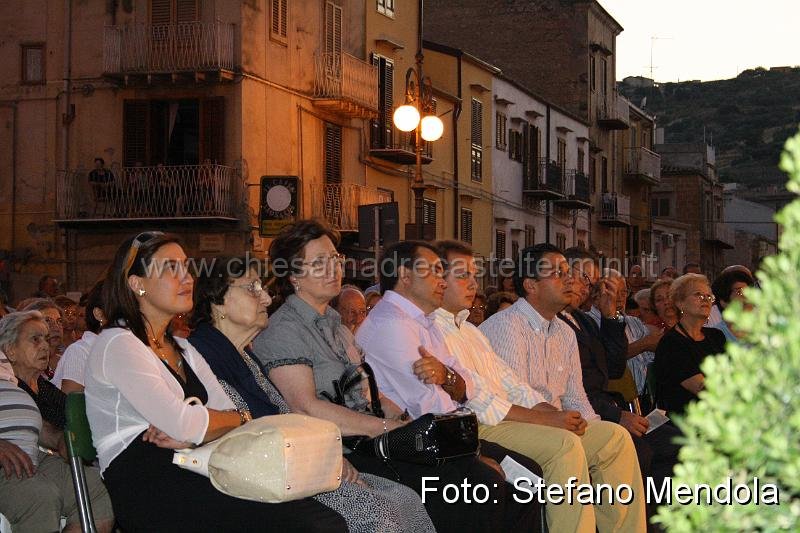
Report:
65,392,97,461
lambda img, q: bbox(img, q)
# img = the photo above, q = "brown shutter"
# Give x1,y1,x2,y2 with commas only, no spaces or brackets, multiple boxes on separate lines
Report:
150,0,171,24
201,97,225,164
271,0,288,37
471,99,482,146
530,125,539,181
176,0,198,22
382,58,394,146
460,208,473,244
496,230,506,259
324,124,342,184
325,2,342,56
123,100,149,167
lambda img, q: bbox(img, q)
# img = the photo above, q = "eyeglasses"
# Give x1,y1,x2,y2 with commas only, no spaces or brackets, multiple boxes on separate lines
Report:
123,231,165,276
537,267,571,281
230,279,265,297
301,253,346,270
692,292,716,303
44,316,64,327
732,287,746,297
471,304,486,311
572,267,593,287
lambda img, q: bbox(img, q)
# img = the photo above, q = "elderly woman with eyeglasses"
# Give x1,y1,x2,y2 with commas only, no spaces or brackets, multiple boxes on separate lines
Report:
20,298,65,378
189,257,435,533
83,231,347,532
653,273,727,416
0,311,114,532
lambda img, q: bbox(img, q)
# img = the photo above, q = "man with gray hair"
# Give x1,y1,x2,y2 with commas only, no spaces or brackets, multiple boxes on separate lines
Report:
332,285,367,334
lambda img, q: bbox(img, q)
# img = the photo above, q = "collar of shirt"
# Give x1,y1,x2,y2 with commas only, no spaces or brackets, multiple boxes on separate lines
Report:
514,297,559,336
285,293,342,329
382,290,434,328
561,311,580,328
432,307,471,331
587,306,602,326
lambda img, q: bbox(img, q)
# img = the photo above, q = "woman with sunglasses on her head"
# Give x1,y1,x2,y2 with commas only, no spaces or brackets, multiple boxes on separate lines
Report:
653,274,726,416
189,257,435,533
84,232,347,532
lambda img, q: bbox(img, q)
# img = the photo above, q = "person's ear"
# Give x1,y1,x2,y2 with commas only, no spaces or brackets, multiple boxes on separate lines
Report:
127,275,145,297
522,277,536,295
398,265,412,287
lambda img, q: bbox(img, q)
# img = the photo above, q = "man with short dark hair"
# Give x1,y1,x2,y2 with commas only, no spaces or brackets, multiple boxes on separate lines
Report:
683,262,702,275
34,276,60,298
480,244,646,533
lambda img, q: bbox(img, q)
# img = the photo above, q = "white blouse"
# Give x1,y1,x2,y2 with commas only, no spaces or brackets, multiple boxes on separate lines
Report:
84,327,234,472
51,330,98,389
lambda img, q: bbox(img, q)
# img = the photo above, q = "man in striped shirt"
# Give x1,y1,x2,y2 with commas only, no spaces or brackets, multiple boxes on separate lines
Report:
480,243,646,533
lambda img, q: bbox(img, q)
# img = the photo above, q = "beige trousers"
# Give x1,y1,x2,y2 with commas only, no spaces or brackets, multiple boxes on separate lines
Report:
480,419,646,533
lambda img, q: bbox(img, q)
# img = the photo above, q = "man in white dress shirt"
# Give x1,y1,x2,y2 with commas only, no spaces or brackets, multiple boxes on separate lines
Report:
479,243,646,533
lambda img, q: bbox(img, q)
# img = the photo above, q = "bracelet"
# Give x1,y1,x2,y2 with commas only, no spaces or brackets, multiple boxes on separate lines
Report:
444,366,457,387
381,418,388,433
237,408,252,426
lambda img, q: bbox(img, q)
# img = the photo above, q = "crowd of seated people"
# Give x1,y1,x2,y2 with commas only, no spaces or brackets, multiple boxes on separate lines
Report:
0,221,756,531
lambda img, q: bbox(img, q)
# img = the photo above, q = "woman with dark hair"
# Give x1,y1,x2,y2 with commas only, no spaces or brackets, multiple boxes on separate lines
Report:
654,274,726,416
52,280,106,393
649,279,678,329
83,231,347,532
710,269,755,342
189,257,434,533
252,220,536,533
485,291,517,319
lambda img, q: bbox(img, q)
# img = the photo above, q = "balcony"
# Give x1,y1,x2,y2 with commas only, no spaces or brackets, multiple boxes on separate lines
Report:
555,170,591,209
523,158,564,200
55,164,244,224
598,192,631,226
369,126,433,165
624,146,661,185
596,93,630,130
103,22,237,84
313,52,379,119
310,183,393,232
704,221,735,249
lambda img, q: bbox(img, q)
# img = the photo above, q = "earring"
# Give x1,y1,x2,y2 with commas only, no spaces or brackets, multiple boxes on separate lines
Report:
293,283,301,292
220,314,226,320
138,289,146,296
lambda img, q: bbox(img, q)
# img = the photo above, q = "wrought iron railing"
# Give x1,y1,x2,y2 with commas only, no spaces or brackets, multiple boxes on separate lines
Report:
625,146,661,182
56,164,243,219
310,183,393,232
597,92,630,126
524,158,563,193
314,52,378,111
562,170,591,203
104,21,236,74
599,192,631,224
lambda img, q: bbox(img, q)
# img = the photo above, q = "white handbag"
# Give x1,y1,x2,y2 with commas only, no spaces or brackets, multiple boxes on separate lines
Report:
173,412,343,503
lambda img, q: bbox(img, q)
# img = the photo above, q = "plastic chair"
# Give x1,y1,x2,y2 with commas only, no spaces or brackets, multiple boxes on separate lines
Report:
607,366,642,415
64,392,98,533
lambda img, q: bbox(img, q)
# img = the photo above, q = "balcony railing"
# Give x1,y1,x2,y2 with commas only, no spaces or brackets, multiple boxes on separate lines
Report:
370,126,433,164
704,221,735,249
523,158,563,200
310,183,393,232
104,22,236,76
313,52,379,118
555,170,591,208
599,192,631,226
56,164,243,221
624,146,661,184
597,92,630,129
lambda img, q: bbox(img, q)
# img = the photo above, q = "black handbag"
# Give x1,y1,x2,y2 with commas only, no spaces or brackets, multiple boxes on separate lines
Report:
354,410,480,466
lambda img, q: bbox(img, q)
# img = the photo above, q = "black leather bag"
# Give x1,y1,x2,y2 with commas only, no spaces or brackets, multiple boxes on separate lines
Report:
351,410,480,466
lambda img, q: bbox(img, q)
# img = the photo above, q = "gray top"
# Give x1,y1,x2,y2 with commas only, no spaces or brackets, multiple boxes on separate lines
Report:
252,294,369,412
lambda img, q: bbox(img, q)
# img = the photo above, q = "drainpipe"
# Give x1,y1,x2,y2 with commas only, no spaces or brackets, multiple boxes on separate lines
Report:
453,54,462,239
1,103,18,254
545,105,551,244
62,0,73,286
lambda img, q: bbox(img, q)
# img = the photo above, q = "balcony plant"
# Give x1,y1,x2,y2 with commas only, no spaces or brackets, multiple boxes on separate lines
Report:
655,129,800,531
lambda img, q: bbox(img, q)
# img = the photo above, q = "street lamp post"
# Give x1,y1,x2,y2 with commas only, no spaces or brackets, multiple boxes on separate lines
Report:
392,1,443,241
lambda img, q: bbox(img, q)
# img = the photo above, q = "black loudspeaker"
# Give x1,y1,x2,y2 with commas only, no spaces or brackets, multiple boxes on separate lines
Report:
358,202,399,249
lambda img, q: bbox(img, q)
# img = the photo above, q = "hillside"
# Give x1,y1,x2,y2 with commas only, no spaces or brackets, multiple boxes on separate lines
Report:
619,67,800,187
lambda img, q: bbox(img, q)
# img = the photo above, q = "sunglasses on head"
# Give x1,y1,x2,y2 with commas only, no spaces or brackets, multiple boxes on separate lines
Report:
123,231,165,277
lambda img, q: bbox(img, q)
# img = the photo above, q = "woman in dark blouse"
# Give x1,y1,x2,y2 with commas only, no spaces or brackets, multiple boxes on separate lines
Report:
654,274,726,415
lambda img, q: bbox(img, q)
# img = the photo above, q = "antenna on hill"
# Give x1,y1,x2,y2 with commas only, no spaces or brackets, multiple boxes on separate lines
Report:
649,36,673,80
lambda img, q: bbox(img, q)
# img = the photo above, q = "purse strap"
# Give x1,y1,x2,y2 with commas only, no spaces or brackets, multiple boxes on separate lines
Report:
359,362,385,419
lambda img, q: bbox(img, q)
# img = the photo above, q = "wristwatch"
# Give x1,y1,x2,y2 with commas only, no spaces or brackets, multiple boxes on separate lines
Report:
444,366,457,387
604,311,625,323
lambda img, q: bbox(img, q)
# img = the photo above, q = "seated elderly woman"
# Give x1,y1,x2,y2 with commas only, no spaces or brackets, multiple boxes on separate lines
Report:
0,311,114,532
252,220,538,533
52,281,106,393
654,274,727,416
188,257,435,533
84,231,347,532
20,298,65,378
649,279,679,330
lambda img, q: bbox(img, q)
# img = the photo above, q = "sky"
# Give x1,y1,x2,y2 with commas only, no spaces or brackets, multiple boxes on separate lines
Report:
598,1,800,83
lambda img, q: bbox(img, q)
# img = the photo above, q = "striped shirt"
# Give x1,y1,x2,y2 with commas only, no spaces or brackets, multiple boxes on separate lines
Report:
479,298,599,420
587,307,654,394
432,308,545,426
0,378,42,466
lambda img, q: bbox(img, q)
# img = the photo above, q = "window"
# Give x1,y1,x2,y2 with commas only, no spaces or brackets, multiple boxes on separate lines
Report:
651,197,670,217
460,209,473,244
370,54,394,149
471,99,483,182
577,148,585,174
376,0,394,18
601,156,608,192
21,44,44,84
525,225,536,247
324,123,342,184
522,123,540,185
600,58,607,95
271,0,288,42
495,112,507,150
590,155,597,193
151,0,199,24
423,198,437,227
632,225,640,256
495,230,507,260
590,55,596,92
378,187,394,201
556,232,566,250
557,138,567,172
324,1,342,57
508,129,523,161
511,240,520,262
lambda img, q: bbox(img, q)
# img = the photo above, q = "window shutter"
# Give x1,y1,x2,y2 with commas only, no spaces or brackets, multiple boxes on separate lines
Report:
325,124,342,184
380,58,394,146
460,209,473,244
423,199,437,227
521,122,529,178
471,99,483,146
495,230,507,260
150,0,171,24
123,100,149,167
272,0,288,38
176,0,198,22
325,2,343,57
201,97,225,164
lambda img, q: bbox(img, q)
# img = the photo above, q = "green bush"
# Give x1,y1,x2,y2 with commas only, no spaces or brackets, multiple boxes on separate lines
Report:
656,129,800,531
